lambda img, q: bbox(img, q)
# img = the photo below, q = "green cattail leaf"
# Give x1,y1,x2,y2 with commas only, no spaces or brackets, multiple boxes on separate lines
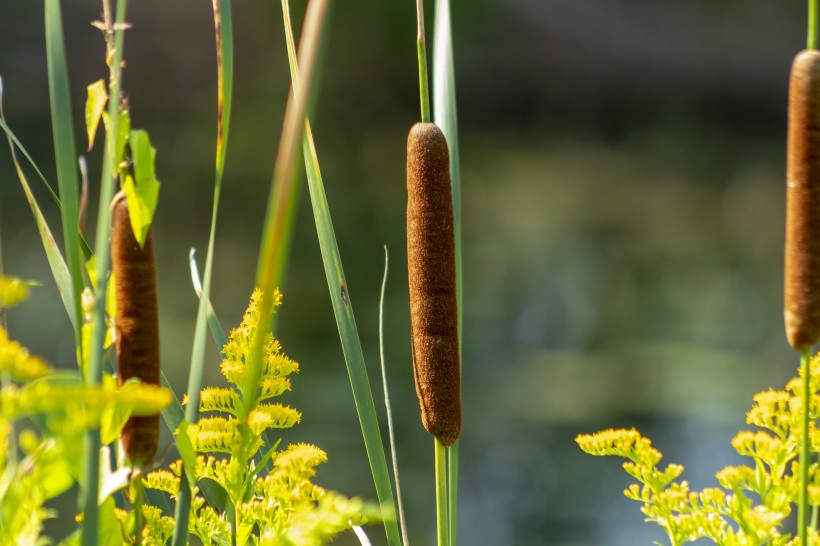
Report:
280,3,400,545
45,0,84,353
85,79,107,151
0,134,77,332
432,0,462,542
0,106,92,259
174,1,234,539
188,249,229,356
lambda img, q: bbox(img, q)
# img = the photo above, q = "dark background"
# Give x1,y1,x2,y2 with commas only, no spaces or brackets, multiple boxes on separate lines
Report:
0,1,807,544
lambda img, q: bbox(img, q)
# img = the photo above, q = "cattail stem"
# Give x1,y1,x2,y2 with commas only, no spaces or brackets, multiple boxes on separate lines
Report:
435,439,449,546
811,0,818,51
416,0,431,123
83,1,128,543
800,347,812,546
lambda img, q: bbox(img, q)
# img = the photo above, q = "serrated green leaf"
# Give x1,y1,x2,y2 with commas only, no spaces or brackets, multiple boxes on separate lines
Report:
123,129,160,246
85,79,107,151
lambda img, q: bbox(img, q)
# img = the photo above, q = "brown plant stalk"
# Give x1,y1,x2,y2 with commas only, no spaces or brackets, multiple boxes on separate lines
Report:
406,122,461,446
111,192,160,465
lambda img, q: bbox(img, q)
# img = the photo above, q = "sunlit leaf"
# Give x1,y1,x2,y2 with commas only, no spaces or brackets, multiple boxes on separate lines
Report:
122,129,160,247
101,108,130,170
97,497,124,546
85,79,107,151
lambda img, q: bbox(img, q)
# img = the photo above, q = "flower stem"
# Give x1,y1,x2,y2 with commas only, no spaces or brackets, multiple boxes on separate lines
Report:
800,346,813,546
435,439,449,546
811,0,819,50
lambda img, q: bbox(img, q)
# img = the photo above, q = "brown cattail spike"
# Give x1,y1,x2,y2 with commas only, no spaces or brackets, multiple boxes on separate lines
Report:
111,192,161,465
786,49,820,351
406,122,461,446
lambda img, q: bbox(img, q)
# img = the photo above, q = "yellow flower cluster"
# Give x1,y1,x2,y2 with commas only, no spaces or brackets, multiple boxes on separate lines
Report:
577,355,820,545
142,290,379,545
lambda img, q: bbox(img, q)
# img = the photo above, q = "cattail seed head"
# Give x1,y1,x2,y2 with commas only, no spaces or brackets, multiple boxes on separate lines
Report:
786,49,820,351
111,192,161,464
406,122,461,446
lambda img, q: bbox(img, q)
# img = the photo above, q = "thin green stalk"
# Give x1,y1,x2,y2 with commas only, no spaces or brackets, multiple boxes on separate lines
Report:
812,481,819,538
416,0,431,122
800,346,813,546
378,246,409,546
433,0,461,543
132,475,144,546
810,0,818,50
172,1,234,543
279,4,400,544
45,0,83,352
435,439,449,546
82,2,128,544
245,0,330,418
0,193,5,332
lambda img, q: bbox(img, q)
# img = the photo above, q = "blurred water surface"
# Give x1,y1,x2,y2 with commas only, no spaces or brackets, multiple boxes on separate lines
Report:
0,1,806,544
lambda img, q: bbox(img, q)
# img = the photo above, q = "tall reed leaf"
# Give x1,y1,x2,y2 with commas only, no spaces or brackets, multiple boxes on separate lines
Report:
433,1,462,543
245,0,330,414
0,108,76,333
0,110,93,259
82,1,129,543
45,0,83,352
280,3,401,544
171,0,234,543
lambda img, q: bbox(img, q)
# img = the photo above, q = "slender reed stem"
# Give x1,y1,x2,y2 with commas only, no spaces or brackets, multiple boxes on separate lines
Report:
132,474,144,546
432,1,460,542
415,0,430,123
83,2,128,544
435,439,449,546
0,202,5,332
811,0,819,50
800,346,813,546
378,246,409,546
247,0,330,410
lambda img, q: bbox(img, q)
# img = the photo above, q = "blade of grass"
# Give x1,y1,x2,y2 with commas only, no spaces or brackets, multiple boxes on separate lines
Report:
83,1,129,543
0,80,77,334
378,246,409,546
172,0,234,543
0,114,93,260
189,248,228,353
45,0,84,357
280,3,400,544
244,0,330,414
433,1,461,544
